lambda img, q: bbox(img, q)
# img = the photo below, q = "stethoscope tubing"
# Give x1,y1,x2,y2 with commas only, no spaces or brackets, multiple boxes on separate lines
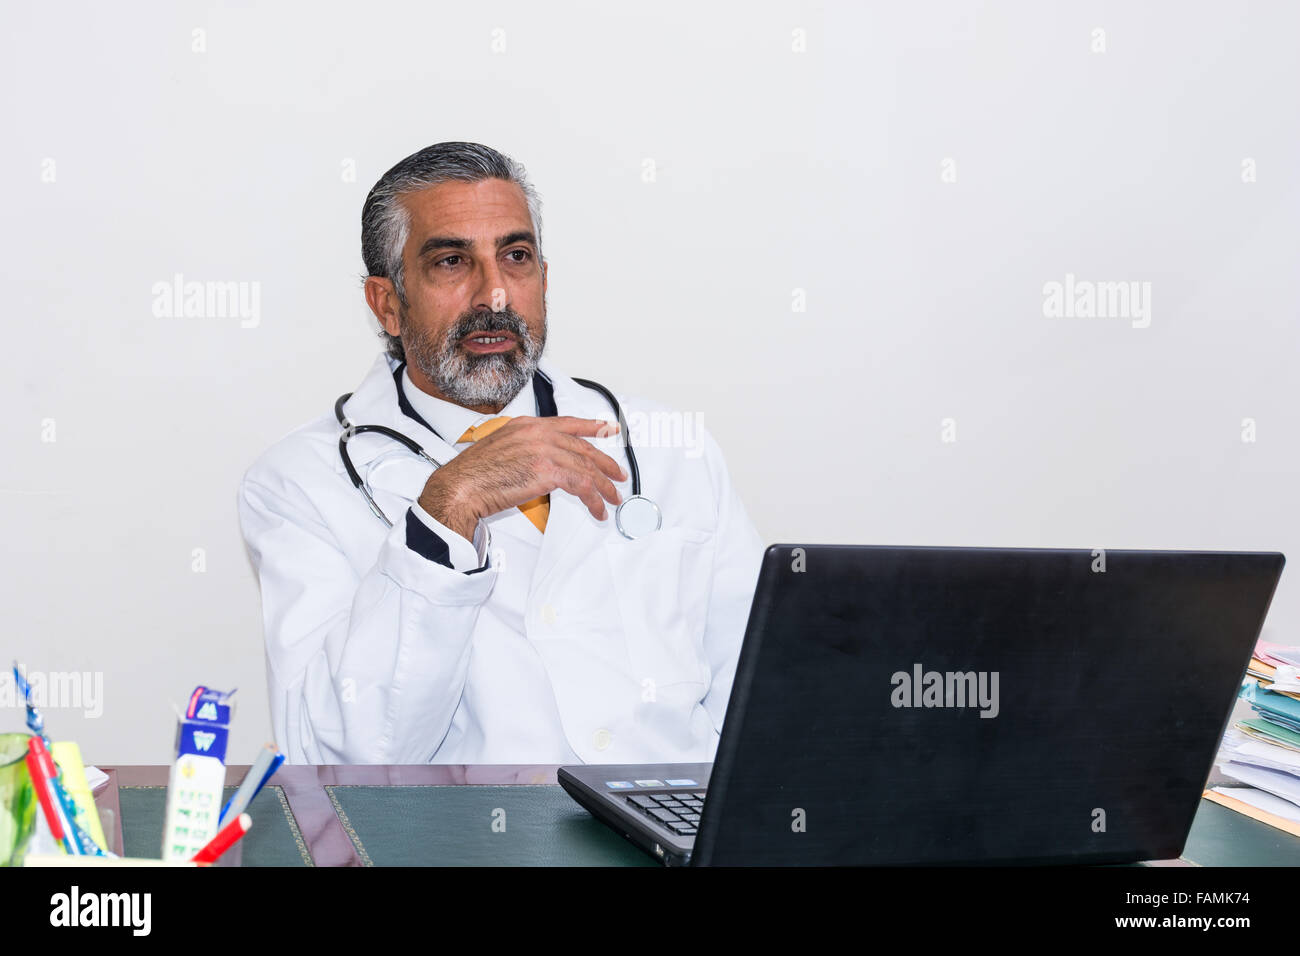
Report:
571,377,641,497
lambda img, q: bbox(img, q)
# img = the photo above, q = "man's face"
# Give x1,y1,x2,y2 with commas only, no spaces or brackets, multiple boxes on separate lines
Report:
387,178,548,410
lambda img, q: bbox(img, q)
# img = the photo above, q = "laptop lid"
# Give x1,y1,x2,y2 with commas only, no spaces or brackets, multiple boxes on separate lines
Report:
690,545,1285,866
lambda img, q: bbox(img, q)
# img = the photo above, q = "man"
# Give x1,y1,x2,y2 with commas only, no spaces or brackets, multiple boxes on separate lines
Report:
238,142,763,765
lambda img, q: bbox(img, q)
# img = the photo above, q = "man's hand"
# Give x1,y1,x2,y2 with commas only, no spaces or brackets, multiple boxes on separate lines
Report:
417,416,627,541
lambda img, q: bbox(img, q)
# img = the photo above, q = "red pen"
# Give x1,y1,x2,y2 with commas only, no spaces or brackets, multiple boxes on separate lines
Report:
25,737,73,850
191,812,251,864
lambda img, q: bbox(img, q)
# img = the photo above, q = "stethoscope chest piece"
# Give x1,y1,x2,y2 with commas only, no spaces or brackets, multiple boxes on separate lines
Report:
615,494,662,540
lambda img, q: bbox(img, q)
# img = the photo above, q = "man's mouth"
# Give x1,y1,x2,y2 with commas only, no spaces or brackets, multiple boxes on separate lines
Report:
461,331,519,354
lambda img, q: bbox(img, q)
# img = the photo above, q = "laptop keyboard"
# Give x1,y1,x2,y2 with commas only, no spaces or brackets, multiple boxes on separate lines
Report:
625,791,706,837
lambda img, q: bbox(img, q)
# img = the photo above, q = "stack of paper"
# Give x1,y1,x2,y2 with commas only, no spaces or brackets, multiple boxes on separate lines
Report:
1207,642,1300,836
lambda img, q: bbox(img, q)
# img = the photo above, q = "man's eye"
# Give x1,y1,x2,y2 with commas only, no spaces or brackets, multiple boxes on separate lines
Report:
436,255,462,268
507,249,531,263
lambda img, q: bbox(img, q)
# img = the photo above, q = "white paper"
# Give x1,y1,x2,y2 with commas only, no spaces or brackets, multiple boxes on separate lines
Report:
1217,728,1300,773
1263,664,1300,694
1218,761,1300,808
1212,786,1300,823
85,765,109,790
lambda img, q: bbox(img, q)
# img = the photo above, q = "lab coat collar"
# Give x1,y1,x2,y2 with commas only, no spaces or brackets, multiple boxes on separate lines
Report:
334,352,618,584
395,363,554,446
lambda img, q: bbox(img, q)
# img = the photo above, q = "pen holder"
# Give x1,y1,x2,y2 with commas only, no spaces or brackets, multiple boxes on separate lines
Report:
0,733,37,867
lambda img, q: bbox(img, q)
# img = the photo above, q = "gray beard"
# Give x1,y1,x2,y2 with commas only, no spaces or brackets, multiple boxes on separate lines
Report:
401,306,546,407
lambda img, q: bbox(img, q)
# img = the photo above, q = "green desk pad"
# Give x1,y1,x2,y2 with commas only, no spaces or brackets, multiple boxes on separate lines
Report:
118,783,1300,867
1181,798,1300,867
119,786,312,866
326,786,1300,867
326,785,656,866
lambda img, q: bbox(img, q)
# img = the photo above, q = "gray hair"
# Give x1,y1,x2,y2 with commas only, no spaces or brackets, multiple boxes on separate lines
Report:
361,142,545,362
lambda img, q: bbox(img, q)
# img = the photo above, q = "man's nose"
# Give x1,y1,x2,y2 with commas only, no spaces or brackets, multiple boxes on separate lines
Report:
473,257,509,312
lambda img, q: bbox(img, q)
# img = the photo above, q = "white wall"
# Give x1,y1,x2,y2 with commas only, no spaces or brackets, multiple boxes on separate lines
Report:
1,0,1295,763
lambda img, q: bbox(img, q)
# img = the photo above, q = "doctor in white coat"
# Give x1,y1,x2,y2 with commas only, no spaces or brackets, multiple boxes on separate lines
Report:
238,142,763,766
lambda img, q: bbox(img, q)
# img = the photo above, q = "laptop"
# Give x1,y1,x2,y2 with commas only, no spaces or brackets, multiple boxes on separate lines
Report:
559,544,1286,866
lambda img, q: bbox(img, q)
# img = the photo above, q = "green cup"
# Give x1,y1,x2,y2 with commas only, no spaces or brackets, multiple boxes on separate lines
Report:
0,733,37,866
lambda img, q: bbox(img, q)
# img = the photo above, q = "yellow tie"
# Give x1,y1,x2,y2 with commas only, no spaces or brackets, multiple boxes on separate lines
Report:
457,416,549,533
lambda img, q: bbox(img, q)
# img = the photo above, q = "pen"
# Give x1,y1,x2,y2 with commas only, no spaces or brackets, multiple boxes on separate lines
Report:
25,737,78,854
192,813,251,864
218,744,282,829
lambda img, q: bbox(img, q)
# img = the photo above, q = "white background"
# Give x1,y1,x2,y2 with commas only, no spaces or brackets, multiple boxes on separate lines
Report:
1,1,1295,763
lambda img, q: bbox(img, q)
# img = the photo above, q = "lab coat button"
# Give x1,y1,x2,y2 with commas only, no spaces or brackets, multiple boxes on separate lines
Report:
593,729,612,751
541,604,557,626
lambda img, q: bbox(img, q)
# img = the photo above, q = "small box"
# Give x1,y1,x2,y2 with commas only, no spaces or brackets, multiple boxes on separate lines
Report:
161,686,233,862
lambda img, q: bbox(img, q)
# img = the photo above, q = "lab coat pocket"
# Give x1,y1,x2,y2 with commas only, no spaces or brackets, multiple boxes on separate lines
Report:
603,525,715,694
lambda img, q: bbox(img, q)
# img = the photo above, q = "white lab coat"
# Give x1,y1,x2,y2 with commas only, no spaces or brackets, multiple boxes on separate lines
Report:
237,352,764,765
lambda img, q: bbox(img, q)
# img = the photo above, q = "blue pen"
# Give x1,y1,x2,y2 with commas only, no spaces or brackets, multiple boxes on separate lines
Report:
218,746,284,829
256,752,286,794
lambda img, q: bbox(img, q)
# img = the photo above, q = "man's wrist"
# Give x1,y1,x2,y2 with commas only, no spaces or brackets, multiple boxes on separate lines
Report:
418,477,480,542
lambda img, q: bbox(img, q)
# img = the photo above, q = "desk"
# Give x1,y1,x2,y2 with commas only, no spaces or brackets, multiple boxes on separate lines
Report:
92,765,1300,867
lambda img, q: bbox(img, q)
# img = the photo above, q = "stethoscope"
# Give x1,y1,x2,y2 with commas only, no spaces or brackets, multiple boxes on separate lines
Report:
333,371,663,540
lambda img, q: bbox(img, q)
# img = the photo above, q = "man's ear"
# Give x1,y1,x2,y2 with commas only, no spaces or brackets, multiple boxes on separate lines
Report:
364,276,401,338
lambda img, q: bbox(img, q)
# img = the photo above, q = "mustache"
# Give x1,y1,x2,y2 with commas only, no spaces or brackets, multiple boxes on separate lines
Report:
448,309,528,342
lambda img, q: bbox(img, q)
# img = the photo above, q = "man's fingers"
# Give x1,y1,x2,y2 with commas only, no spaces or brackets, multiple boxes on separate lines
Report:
557,432,628,483
466,417,626,521
539,415,621,439
553,449,622,512
555,464,612,522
